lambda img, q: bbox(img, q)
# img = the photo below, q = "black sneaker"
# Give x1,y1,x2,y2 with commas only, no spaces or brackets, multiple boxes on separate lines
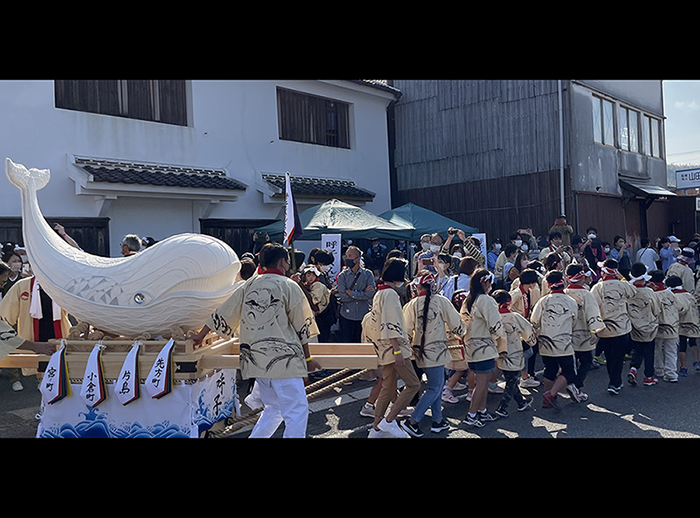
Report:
399,419,424,438
478,410,498,422
430,419,450,433
607,384,621,395
462,414,485,427
494,407,509,418
517,396,534,411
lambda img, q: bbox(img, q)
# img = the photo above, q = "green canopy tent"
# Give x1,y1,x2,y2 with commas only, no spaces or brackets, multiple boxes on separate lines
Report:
379,202,478,241
255,198,415,242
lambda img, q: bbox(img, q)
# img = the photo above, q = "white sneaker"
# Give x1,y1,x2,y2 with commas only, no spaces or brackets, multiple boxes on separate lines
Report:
488,382,504,394
466,388,473,402
453,381,467,391
368,426,392,438
520,377,540,388
359,402,375,417
396,405,414,418
244,392,263,410
442,387,459,404
378,418,409,438
11,381,23,392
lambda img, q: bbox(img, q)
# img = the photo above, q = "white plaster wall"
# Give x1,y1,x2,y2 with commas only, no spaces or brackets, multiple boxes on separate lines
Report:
0,80,395,256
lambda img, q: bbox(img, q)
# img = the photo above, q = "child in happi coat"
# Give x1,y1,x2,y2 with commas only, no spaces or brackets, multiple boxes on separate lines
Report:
509,269,541,389
460,269,506,427
491,290,536,417
362,258,421,438
590,259,637,395
651,272,680,383
564,264,605,401
626,263,661,387
670,274,700,377
530,270,579,410
442,289,470,404
399,271,465,437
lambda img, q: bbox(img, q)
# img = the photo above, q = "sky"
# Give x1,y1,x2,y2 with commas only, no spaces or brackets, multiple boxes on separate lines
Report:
663,80,700,165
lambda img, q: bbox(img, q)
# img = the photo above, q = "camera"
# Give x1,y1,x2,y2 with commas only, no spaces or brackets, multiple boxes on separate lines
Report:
448,228,457,235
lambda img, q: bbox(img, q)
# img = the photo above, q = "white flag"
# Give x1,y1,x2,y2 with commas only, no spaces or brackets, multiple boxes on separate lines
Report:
145,339,175,399
115,341,141,406
284,171,302,246
80,344,107,407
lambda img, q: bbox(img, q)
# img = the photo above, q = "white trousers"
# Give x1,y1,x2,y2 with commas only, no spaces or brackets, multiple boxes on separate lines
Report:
654,337,679,381
249,377,309,438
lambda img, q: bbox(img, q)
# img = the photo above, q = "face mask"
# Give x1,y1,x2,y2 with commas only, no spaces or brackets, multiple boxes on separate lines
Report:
521,244,529,252
514,240,522,247
453,252,462,259
588,234,596,240
421,242,431,251
319,264,331,273
10,262,21,272
494,244,502,251
345,258,356,269
604,247,610,254
430,245,440,253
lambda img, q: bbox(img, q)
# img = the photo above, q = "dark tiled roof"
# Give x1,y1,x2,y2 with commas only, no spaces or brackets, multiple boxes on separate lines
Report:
262,173,375,199
75,157,246,191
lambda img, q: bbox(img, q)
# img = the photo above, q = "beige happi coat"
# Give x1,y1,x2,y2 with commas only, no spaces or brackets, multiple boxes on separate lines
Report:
205,270,319,379
653,288,679,340
497,310,536,372
627,283,660,343
590,279,637,339
460,294,505,363
0,316,26,361
361,286,412,366
564,285,605,352
530,292,578,358
674,289,700,338
403,292,465,369
0,277,71,342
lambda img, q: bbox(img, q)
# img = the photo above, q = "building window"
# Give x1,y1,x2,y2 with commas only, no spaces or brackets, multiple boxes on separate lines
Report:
55,80,188,126
593,96,615,146
619,105,640,153
641,114,663,158
277,87,350,149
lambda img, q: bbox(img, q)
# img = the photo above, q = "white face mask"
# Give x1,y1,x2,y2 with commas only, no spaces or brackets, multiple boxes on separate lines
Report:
430,245,440,253
604,247,610,254
421,242,431,251
494,244,502,251
453,252,463,259
318,264,331,273
521,244,529,252
588,234,596,240
514,240,522,247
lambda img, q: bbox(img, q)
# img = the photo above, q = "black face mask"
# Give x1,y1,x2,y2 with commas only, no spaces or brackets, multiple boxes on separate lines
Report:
345,258,356,269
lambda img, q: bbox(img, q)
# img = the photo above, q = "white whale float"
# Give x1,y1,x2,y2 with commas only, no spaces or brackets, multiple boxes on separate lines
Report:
6,158,241,338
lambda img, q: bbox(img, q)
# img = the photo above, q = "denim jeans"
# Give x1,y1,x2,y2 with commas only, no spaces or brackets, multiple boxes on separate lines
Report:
411,365,445,423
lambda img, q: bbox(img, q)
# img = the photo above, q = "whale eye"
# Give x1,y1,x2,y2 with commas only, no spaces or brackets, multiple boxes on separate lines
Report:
134,293,146,304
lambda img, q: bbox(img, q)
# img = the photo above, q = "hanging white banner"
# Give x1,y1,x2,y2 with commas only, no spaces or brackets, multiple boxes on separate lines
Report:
115,341,141,406
39,341,70,405
80,344,107,407
145,339,175,399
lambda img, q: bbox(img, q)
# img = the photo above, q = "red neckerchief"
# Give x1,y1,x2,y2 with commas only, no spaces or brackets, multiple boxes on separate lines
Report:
633,281,647,288
376,281,393,291
649,282,665,292
519,283,530,317
498,303,511,314
550,289,565,294
672,288,688,293
602,275,617,281
567,284,585,289
262,268,286,276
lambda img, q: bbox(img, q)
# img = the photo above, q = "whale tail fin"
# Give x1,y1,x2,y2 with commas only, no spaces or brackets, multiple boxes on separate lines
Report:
6,158,50,192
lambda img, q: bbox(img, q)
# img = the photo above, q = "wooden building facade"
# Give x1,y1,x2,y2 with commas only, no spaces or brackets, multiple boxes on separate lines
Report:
388,80,675,249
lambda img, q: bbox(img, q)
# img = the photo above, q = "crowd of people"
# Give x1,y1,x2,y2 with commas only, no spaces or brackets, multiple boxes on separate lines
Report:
3,215,700,440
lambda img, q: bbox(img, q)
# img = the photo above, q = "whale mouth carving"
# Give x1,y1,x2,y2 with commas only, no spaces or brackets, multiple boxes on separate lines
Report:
6,158,241,339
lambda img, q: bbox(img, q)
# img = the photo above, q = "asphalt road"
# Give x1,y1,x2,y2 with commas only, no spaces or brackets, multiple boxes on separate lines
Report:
3,357,700,439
